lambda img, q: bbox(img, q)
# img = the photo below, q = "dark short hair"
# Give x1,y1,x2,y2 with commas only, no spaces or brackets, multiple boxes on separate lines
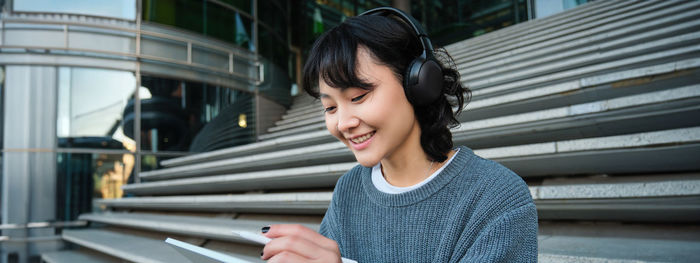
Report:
302,14,471,162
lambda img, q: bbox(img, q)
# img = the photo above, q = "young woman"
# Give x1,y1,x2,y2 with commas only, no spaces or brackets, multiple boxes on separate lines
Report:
260,8,537,263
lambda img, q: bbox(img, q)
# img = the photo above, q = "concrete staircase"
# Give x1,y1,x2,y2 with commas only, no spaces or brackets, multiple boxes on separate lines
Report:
43,1,700,262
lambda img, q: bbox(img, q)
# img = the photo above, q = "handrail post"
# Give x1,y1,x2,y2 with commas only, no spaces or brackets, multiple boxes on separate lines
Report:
187,42,192,64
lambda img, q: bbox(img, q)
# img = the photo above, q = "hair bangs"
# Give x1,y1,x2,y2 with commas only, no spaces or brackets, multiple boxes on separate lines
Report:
302,24,374,98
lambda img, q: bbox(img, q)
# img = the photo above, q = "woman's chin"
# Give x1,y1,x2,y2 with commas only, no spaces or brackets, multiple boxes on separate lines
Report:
354,154,381,168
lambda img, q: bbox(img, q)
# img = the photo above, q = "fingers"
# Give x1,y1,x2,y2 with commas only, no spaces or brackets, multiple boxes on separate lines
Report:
265,251,311,263
261,235,322,261
260,224,342,263
263,224,339,252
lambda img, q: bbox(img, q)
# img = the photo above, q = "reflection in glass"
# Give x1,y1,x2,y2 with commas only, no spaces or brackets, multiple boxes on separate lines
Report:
13,0,137,20
57,67,137,151
142,0,254,50
56,152,134,221
125,76,255,153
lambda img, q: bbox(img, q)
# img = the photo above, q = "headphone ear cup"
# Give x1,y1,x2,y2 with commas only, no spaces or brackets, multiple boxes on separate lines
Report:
405,57,443,106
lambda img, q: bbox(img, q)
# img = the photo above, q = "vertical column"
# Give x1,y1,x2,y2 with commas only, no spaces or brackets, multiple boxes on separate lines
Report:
1,66,58,263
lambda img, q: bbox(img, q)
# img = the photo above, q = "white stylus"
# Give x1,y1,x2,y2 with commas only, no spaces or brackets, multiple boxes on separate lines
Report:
232,230,358,263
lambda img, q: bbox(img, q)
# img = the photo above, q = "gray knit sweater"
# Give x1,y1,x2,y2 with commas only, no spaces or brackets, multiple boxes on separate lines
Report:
320,146,538,262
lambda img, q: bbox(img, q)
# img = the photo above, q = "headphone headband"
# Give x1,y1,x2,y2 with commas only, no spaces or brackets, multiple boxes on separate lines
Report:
357,7,443,106
359,7,434,53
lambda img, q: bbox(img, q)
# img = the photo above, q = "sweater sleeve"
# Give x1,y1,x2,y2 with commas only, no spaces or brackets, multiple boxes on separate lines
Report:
459,203,538,263
319,196,338,241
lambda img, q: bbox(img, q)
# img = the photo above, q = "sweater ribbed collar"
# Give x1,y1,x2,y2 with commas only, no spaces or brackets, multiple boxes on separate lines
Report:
360,146,475,207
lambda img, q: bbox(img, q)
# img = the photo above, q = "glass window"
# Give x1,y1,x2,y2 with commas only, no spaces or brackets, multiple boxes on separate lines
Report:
56,152,134,220
411,0,530,46
535,0,588,18
138,76,255,153
219,0,251,14
13,0,136,20
142,0,254,50
259,0,289,41
57,67,137,151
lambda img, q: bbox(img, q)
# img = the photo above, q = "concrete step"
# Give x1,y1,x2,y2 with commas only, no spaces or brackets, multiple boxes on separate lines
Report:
537,222,700,263
285,101,322,115
79,212,320,244
160,130,334,168
275,109,322,126
125,162,354,196
141,141,351,181
483,127,700,176
268,114,324,133
62,228,263,263
97,192,332,214
258,121,327,140
533,174,700,222
280,107,323,123
41,249,122,263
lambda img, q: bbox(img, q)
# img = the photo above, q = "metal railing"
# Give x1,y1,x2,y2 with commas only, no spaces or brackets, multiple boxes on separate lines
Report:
0,15,263,85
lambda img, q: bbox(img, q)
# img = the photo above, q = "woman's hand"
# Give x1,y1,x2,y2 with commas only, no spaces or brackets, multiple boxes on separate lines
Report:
261,224,341,263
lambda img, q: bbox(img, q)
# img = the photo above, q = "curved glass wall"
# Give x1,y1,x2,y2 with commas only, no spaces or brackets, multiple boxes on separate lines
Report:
142,0,293,106
136,75,255,154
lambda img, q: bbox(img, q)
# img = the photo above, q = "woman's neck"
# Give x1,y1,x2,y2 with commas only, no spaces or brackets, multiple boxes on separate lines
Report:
380,125,453,187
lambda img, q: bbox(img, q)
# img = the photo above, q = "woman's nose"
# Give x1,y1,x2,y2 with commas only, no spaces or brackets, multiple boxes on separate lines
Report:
337,110,360,132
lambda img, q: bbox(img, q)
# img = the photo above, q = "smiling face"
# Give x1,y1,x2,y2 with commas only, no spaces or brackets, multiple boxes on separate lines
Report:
320,48,423,167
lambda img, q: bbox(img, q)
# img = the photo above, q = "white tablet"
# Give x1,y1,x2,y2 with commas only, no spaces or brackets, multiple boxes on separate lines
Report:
165,237,255,263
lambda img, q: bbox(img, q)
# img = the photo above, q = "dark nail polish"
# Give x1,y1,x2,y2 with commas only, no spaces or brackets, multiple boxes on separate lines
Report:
260,251,264,257
261,226,270,233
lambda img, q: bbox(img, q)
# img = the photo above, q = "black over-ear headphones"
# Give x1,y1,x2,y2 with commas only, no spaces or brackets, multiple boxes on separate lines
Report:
359,7,443,106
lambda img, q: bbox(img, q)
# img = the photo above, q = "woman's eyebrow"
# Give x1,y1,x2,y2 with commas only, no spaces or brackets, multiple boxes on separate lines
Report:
319,93,330,99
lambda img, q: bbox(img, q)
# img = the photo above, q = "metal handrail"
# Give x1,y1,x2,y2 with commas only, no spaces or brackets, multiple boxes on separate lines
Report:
0,16,263,85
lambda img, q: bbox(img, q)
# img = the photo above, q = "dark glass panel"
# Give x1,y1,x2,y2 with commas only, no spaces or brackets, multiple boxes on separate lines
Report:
219,0,252,14
259,0,289,40
56,152,134,220
412,0,531,46
143,0,204,35
133,76,255,152
142,0,253,50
